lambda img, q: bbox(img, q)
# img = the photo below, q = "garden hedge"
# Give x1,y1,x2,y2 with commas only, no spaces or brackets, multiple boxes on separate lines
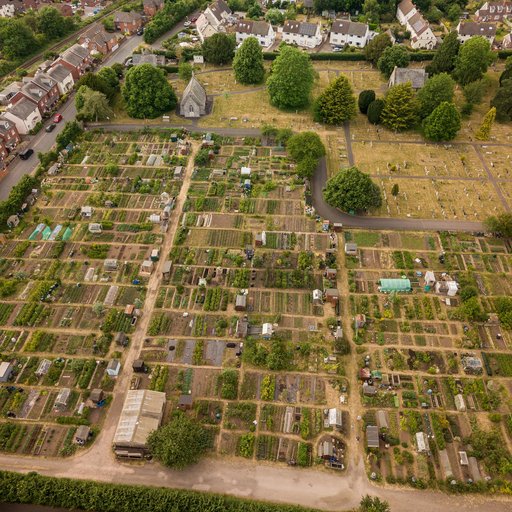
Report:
0,471,324,512
262,50,434,62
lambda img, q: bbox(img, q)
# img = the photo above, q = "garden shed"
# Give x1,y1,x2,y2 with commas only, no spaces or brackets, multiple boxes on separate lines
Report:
366,425,379,448
54,388,71,410
235,294,247,311
107,359,121,377
378,278,412,293
75,425,91,445
0,361,14,382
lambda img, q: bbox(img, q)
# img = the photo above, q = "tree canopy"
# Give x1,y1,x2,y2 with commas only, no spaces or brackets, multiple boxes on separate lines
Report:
0,19,38,59
97,67,120,91
265,8,285,24
147,411,212,469
359,495,391,512
267,45,315,110
417,73,455,118
122,64,177,119
491,79,512,122
454,36,495,85
76,73,115,102
367,99,385,124
233,36,265,85
381,83,418,132
358,90,376,114
475,107,496,140
287,132,325,178
77,87,112,122
426,31,460,75
314,74,356,125
324,166,382,213
37,7,74,39
202,33,236,65
364,32,392,66
377,45,410,78
485,213,512,238
423,101,461,141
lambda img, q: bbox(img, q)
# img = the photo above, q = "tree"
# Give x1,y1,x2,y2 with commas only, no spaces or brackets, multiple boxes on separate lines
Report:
491,79,512,122
314,74,356,125
92,302,104,317
75,85,89,111
454,36,495,85
287,132,325,178
247,4,263,18
359,495,391,512
233,37,265,85
111,63,124,78
76,73,114,101
486,213,512,237
178,61,193,81
37,7,72,39
265,8,285,25
363,0,380,23
267,45,314,109
463,78,488,105
122,64,177,119
97,67,119,90
426,31,460,75
377,45,410,78
202,33,235,65
0,20,38,59
324,166,382,213
475,107,496,141
358,90,376,114
364,32,392,66
417,73,455,118
499,66,512,86
423,102,461,141
147,411,212,469
367,99,385,124
391,183,399,196
79,88,113,122
56,121,82,151
381,83,418,132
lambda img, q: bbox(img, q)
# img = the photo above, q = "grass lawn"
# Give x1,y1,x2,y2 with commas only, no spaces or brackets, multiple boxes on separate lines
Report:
353,231,380,247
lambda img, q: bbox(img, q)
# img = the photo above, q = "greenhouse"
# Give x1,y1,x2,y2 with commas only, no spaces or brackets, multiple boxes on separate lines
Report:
378,278,412,293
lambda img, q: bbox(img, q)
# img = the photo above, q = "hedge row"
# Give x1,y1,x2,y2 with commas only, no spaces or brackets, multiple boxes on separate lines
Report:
0,471,323,512
262,50,435,62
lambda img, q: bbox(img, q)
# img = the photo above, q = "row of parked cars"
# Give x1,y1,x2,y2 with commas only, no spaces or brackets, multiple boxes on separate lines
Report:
19,113,63,160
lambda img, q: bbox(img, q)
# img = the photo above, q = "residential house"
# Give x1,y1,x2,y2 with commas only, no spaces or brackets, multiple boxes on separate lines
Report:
114,11,143,35
56,44,92,80
388,66,428,89
503,32,512,48
143,0,164,17
475,1,512,22
457,21,497,44
0,82,22,105
75,425,91,445
330,20,370,48
196,0,232,42
235,20,275,47
396,0,437,50
180,75,207,118
24,72,60,115
282,20,323,48
0,361,14,382
0,117,21,151
79,25,120,55
366,425,379,448
107,359,121,377
3,97,42,135
47,64,74,95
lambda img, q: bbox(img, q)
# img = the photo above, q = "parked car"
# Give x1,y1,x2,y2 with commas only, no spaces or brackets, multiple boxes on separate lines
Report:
53,114,63,123
45,123,56,132
332,47,343,52
184,20,191,27
136,27,144,36
191,16,198,22
19,148,34,160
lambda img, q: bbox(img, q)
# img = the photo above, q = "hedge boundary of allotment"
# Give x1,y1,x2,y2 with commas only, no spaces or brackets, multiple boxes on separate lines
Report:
0,470,325,512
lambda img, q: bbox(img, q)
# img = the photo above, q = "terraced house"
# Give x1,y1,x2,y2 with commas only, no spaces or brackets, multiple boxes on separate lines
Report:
329,19,371,48
396,0,437,49
196,0,232,42
235,20,275,47
282,20,323,49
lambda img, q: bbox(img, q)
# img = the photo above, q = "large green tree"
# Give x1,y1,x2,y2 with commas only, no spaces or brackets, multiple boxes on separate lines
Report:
377,45,410,78
267,45,314,109
367,99,385,124
454,36,495,85
485,213,512,238
324,166,382,213
233,36,265,84
78,87,113,122
417,72,455,118
359,495,391,512
475,107,496,140
202,33,236,65
76,72,115,101
147,412,212,469
122,64,177,119
363,0,380,23
314,74,356,124
423,101,461,141
97,67,120,91
358,90,376,114
381,83,418,132
491,79,512,122
0,20,38,59
426,31,460,75
265,8,284,24
36,7,73,39
364,32,392,66
287,131,325,178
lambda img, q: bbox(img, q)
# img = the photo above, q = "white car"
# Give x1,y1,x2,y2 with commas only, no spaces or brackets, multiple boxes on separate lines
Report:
184,21,191,27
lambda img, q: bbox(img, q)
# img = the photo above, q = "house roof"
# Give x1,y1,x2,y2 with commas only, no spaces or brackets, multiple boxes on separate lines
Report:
113,389,166,447
235,294,247,306
0,117,16,135
209,0,231,21
82,25,117,45
458,21,497,36
408,11,430,36
115,11,142,23
7,97,39,119
236,19,271,36
48,63,73,82
283,20,319,36
390,67,427,89
143,0,163,6
31,73,57,92
182,75,206,107
331,20,368,37
398,0,416,16
20,82,47,103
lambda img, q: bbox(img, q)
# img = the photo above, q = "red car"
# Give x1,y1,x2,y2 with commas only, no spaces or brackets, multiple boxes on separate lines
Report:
53,114,63,123
191,16,198,22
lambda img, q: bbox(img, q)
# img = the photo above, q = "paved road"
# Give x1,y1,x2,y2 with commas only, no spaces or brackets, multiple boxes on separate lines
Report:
0,16,193,202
